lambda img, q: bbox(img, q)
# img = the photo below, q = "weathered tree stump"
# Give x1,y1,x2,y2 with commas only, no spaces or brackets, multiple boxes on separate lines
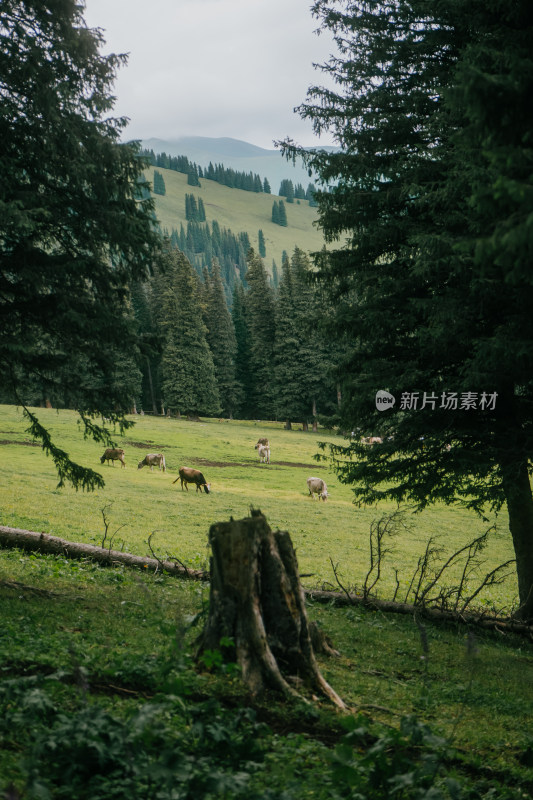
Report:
197,510,345,708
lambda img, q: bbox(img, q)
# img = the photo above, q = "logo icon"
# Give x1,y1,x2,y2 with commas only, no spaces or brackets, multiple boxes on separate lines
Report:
376,390,396,411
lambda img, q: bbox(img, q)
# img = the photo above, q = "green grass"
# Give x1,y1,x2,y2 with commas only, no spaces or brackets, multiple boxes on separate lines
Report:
1,548,532,797
146,165,326,270
0,404,518,612
1,404,532,796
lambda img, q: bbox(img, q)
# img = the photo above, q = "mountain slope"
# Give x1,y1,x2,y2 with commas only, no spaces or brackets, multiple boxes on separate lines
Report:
142,135,328,195
147,164,325,271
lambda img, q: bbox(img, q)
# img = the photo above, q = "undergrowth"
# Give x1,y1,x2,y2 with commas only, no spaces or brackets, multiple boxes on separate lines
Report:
1,548,532,799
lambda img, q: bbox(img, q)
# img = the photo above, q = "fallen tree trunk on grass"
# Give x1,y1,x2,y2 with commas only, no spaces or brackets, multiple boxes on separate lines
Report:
306,589,533,637
196,510,346,708
1,525,531,638
0,525,209,581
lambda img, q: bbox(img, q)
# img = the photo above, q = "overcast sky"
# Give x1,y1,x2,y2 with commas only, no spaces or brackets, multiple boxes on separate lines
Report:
83,0,338,150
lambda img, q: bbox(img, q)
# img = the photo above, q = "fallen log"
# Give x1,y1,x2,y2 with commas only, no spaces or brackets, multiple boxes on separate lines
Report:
305,589,533,638
0,525,209,581
1,525,531,638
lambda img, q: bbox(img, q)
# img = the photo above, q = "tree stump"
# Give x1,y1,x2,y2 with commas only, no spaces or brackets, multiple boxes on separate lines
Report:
197,510,345,709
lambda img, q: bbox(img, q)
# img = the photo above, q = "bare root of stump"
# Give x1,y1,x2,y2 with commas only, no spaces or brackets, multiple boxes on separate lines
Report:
196,509,345,709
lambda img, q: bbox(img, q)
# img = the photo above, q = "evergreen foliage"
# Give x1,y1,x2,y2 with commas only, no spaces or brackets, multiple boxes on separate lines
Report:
271,200,288,227
285,0,533,618
258,229,266,258
159,249,220,417
152,170,166,196
263,177,271,193
187,165,200,186
205,260,242,417
0,0,160,489
244,249,276,419
231,281,253,418
279,179,295,203
141,150,266,195
273,248,334,427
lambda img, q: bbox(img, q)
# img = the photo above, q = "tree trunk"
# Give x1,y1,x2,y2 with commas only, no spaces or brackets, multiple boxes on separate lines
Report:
502,461,533,620
0,526,209,581
197,510,345,708
302,421,309,431
146,356,157,415
284,420,292,430
312,398,318,433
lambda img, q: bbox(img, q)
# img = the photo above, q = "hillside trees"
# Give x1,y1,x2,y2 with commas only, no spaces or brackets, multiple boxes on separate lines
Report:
159,249,220,418
0,0,159,489
205,259,241,418
273,248,335,429
153,170,166,196
243,249,276,419
284,0,533,619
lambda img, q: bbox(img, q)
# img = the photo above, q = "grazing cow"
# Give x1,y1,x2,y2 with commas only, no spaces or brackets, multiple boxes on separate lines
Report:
137,453,166,472
307,476,328,501
257,444,270,464
172,467,210,494
362,436,383,445
100,448,126,467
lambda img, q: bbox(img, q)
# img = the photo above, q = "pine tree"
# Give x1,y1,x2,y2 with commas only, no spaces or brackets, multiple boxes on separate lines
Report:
271,201,280,225
205,259,241,417
198,196,206,222
187,165,201,186
278,200,288,226
159,249,220,418
284,0,533,618
271,260,279,289
258,229,266,257
244,249,276,418
153,169,166,195
232,281,253,417
0,0,160,489
263,177,271,194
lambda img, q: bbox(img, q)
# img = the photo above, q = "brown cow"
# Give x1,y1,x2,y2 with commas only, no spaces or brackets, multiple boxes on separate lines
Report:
100,448,125,467
254,438,269,449
172,467,210,494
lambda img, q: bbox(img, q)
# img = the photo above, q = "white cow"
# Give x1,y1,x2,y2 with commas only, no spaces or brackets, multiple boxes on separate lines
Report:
258,444,270,464
307,476,328,501
137,453,166,472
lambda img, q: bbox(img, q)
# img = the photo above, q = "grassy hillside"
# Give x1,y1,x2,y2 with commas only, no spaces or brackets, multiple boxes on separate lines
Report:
1,405,532,797
0,405,518,611
145,165,326,270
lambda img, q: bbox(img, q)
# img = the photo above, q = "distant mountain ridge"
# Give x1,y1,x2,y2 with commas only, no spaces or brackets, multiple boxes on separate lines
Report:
141,135,331,193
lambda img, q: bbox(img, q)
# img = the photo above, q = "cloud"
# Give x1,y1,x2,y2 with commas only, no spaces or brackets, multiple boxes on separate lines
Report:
83,0,337,148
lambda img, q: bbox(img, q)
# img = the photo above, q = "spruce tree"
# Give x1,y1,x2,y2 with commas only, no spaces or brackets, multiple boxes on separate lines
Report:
232,281,253,417
263,177,271,193
271,201,280,225
244,249,276,418
205,259,241,417
284,0,533,618
258,229,266,257
278,200,288,226
159,249,220,418
0,0,160,489
153,169,166,195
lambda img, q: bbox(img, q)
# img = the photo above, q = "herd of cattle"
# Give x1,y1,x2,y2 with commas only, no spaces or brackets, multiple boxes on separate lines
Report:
99,438,329,501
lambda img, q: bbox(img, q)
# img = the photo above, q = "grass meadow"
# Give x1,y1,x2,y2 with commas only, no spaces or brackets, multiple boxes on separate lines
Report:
0,403,519,611
1,404,533,796
146,164,326,271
